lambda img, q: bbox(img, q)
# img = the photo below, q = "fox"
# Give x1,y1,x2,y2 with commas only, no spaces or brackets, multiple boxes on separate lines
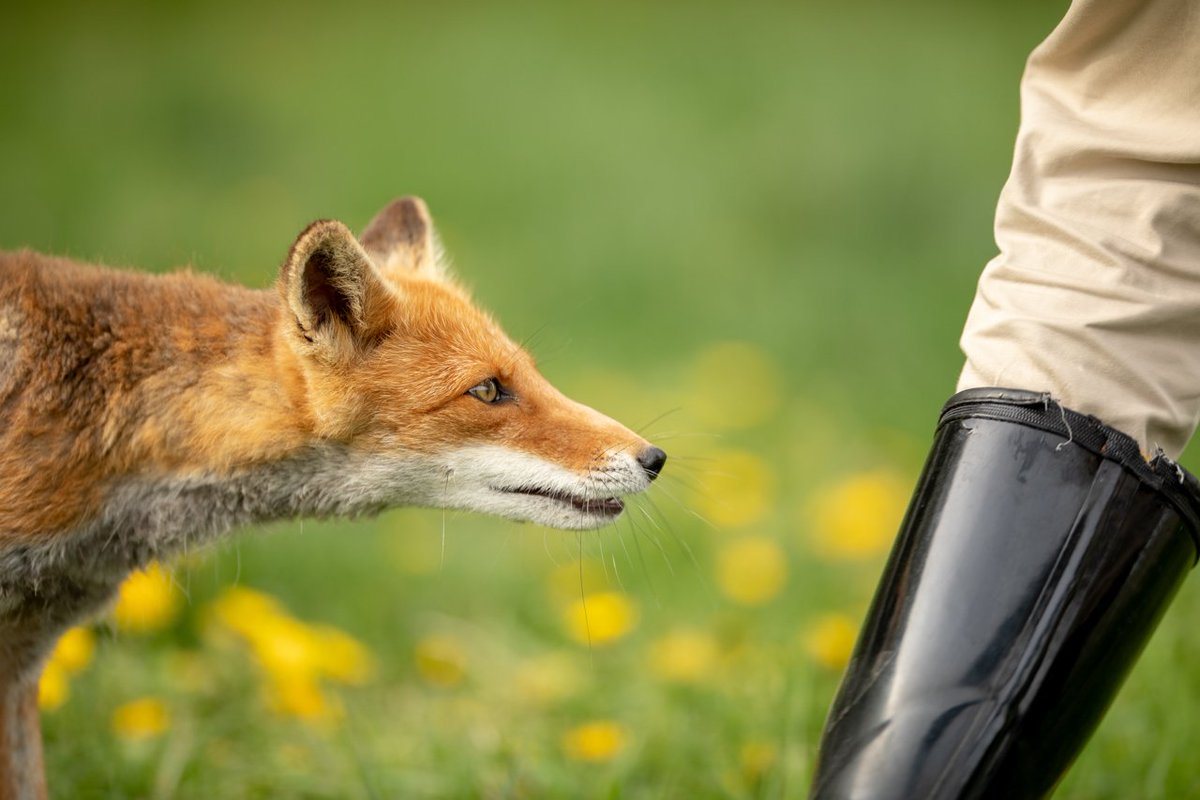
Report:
0,197,666,799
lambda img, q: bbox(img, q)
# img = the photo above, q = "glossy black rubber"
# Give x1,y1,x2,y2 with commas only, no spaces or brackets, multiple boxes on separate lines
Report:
809,388,1200,800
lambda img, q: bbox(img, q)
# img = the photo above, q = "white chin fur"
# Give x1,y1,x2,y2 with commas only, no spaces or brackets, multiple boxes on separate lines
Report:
477,491,623,531
409,444,651,531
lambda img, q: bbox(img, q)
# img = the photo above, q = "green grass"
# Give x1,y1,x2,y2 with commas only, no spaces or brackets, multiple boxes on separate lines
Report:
7,1,1200,797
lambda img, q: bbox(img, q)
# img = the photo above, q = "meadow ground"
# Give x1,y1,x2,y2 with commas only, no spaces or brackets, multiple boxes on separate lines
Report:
4,1,1200,797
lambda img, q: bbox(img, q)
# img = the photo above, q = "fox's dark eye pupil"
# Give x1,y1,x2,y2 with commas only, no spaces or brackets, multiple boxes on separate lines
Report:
467,378,501,403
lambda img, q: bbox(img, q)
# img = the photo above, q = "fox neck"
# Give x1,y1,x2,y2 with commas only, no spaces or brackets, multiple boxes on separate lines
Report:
0,444,429,667
61,443,421,572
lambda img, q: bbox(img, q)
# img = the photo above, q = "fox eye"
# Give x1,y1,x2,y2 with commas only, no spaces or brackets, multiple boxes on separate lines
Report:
467,378,503,404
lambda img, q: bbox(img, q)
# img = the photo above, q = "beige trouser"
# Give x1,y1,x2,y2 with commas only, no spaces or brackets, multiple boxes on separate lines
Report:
958,0,1200,458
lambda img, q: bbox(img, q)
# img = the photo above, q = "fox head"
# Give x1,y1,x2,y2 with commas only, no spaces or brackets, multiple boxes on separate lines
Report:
274,197,666,530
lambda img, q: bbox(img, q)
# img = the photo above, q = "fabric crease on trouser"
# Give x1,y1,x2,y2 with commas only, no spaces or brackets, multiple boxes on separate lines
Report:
957,0,1200,458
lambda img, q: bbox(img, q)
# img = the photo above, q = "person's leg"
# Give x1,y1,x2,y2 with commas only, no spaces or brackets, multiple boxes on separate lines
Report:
959,0,1200,457
810,2,1200,797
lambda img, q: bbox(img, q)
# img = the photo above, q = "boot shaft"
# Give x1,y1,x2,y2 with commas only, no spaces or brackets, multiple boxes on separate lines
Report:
812,389,1200,800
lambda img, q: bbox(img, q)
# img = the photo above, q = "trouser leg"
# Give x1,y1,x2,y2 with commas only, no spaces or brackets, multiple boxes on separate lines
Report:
958,0,1200,457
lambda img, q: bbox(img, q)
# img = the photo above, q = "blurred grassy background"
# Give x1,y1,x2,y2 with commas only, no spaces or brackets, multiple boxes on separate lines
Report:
6,1,1200,798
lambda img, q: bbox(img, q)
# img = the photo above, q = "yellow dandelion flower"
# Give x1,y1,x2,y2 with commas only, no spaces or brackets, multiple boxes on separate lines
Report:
694,449,776,529
740,740,778,780
809,470,911,560
562,720,629,763
207,586,287,639
112,563,182,634
564,591,638,646
247,615,322,682
514,652,585,706
415,635,467,687
312,624,376,686
716,536,789,606
687,341,783,431
206,585,377,723
38,663,69,711
50,626,96,675
803,613,859,671
209,588,327,682
268,674,341,723
111,697,170,741
648,629,719,684
38,627,99,711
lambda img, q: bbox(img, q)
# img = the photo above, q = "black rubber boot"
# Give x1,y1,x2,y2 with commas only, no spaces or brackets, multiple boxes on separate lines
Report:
809,388,1200,800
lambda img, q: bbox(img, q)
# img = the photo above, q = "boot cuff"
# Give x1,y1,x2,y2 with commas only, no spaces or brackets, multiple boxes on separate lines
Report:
943,387,1200,557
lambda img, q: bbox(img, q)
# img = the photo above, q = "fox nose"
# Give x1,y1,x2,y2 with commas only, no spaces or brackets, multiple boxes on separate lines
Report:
637,446,668,481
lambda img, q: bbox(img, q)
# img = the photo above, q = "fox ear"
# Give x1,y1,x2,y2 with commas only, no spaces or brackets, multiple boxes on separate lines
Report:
360,196,445,280
280,219,391,361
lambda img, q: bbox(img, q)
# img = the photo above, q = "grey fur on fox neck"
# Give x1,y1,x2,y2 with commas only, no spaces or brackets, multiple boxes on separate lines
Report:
0,443,431,665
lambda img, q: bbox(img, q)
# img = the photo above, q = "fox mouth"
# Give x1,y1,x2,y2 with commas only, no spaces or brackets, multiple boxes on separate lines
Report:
499,485,625,517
